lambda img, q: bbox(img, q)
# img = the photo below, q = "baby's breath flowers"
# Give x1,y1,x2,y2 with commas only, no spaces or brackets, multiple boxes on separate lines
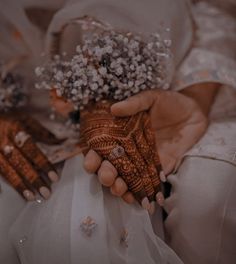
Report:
0,63,26,112
35,29,172,110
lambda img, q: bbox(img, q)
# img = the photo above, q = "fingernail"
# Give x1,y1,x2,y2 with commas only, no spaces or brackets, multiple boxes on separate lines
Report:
156,192,165,207
39,187,51,199
148,202,156,215
48,171,59,182
160,171,167,182
23,190,35,201
141,197,151,210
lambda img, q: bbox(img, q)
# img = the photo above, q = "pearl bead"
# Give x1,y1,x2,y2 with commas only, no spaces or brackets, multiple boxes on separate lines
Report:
80,216,97,237
19,236,27,244
36,198,43,204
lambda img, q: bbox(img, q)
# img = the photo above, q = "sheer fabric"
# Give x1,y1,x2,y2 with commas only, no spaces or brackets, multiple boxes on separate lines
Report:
0,1,236,263
165,157,236,263
10,156,183,264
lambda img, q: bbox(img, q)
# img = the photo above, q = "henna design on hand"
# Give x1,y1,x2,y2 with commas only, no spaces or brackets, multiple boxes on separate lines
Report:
0,112,60,200
80,100,162,203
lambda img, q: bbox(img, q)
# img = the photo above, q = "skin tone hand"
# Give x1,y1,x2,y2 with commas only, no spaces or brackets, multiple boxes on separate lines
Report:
84,83,219,204
50,91,164,210
50,84,218,205
0,111,63,201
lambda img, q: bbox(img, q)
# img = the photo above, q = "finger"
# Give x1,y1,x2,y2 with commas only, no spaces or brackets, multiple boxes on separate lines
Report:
84,149,102,173
19,137,59,183
111,90,156,117
102,143,152,209
121,138,155,202
110,177,128,196
18,114,64,145
0,151,35,200
110,154,148,207
122,192,135,204
133,127,161,195
92,142,148,206
97,160,118,187
4,143,51,199
142,114,166,182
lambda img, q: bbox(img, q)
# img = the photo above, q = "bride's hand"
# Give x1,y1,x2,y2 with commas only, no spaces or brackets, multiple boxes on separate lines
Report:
0,112,62,201
79,100,162,209
84,89,208,203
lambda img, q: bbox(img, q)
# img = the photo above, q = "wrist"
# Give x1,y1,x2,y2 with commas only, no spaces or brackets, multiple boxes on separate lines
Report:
179,82,220,115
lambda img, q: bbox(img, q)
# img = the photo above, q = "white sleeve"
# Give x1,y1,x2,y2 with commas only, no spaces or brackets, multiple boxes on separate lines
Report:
172,1,236,91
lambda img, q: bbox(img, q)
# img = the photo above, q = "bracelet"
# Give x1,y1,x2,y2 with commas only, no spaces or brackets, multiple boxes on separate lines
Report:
0,62,27,112
35,17,173,111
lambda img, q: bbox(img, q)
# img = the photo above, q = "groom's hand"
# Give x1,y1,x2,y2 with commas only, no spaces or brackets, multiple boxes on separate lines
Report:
84,87,210,204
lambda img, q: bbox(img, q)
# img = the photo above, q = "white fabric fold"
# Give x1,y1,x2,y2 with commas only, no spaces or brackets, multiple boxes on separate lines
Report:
9,156,183,264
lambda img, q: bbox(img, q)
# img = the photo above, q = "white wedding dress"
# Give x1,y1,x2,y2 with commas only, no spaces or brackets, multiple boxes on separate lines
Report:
0,0,191,263
1,0,236,263
7,156,183,264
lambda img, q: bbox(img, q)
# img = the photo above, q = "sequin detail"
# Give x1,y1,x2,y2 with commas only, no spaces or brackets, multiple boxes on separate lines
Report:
19,236,27,244
120,229,129,248
80,216,97,237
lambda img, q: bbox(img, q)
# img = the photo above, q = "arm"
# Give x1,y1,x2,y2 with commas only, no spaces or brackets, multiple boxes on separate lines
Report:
180,83,220,115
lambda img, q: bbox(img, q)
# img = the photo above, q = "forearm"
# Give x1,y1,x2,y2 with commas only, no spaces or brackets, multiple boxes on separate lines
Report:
180,83,220,115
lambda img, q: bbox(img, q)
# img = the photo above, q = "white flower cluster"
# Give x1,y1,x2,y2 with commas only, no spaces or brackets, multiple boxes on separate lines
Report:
0,67,26,112
35,30,172,110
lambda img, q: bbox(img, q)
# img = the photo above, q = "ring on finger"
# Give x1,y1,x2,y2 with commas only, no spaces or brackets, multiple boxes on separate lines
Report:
15,131,30,148
108,146,125,161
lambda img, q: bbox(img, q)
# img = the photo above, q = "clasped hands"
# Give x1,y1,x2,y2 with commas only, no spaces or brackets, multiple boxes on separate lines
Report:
81,89,208,210
1,88,207,207
79,100,163,210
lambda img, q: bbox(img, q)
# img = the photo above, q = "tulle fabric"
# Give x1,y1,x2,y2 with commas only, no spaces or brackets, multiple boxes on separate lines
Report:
10,156,183,264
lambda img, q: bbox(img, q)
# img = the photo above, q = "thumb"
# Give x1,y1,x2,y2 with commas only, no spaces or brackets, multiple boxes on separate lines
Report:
111,90,157,117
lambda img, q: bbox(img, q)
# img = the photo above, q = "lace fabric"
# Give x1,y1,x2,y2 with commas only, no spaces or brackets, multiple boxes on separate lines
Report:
173,1,236,91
